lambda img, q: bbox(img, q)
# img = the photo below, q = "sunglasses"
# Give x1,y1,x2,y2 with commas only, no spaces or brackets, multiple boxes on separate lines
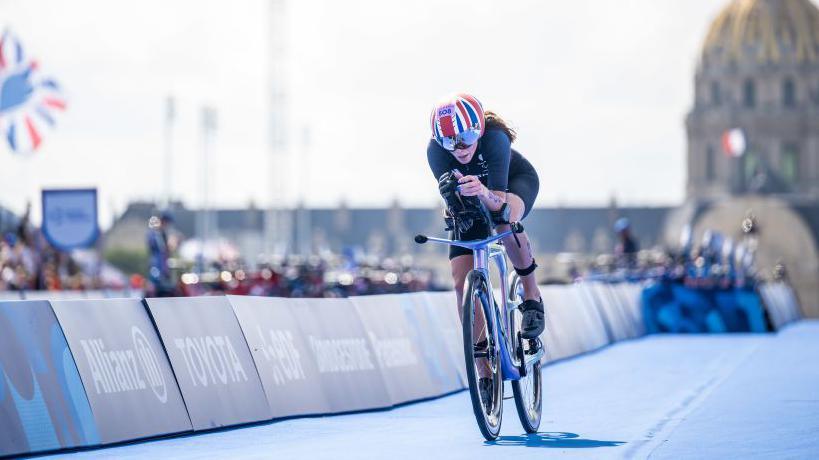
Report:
441,128,480,151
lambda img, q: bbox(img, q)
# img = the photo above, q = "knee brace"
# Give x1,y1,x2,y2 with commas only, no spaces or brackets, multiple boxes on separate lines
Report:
514,259,538,277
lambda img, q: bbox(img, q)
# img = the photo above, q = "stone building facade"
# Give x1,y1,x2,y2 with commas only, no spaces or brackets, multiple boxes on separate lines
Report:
686,0,819,198
678,0,819,316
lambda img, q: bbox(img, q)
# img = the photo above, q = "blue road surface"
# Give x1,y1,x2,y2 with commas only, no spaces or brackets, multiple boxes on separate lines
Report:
43,321,819,459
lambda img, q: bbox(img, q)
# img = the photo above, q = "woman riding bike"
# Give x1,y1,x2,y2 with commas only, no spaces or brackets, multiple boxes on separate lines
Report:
426,93,545,348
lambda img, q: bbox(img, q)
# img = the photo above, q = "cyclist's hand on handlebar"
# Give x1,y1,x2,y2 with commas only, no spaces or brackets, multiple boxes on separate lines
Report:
457,174,487,198
438,172,459,198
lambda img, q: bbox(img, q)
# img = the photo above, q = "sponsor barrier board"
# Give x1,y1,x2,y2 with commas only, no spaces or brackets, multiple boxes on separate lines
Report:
144,296,271,430
540,285,588,361
409,292,466,393
613,283,647,337
421,292,467,387
0,300,99,457
0,291,22,301
760,283,801,330
583,283,634,342
227,295,332,418
565,284,609,353
287,298,392,413
50,299,192,443
22,290,88,301
351,294,443,404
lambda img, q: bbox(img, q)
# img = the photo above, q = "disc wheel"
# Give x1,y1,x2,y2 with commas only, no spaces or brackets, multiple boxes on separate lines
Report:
462,271,503,441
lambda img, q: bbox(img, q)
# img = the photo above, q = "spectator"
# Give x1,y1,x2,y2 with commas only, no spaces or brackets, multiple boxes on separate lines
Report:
147,212,178,297
613,217,639,269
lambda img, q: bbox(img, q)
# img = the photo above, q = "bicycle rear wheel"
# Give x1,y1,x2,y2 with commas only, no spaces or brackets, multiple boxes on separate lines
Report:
512,357,542,433
462,271,503,441
508,274,543,433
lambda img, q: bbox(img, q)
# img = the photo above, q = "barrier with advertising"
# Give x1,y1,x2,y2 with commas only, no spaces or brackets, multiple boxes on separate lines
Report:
0,300,99,457
421,291,467,386
565,284,610,352
759,282,802,330
352,294,449,405
0,291,21,301
2,278,774,457
612,283,647,337
227,295,332,418
50,299,192,444
22,290,88,301
287,297,392,413
583,283,635,341
398,292,463,396
144,296,271,430
403,292,465,394
541,285,590,361
642,282,770,333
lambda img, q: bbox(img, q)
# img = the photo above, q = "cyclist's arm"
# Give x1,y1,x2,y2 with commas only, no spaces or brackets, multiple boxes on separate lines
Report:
462,130,511,212
480,189,506,212
426,139,451,180
453,172,506,212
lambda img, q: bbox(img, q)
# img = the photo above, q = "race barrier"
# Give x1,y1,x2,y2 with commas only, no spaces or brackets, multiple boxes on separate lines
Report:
279,297,393,413
0,281,672,457
758,282,802,330
227,295,334,418
144,296,272,430
19,290,143,300
50,299,192,444
0,300,99,457
641,281,797,333
0,291,22,301
541,285,609,361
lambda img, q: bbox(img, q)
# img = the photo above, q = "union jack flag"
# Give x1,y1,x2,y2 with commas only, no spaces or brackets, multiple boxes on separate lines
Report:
0,29,66,154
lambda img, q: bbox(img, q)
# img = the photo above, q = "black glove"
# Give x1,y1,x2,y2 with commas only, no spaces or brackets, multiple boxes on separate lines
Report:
438,171,459,201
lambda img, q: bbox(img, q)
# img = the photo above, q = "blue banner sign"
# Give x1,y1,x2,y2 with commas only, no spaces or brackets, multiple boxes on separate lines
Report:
41,188,99,251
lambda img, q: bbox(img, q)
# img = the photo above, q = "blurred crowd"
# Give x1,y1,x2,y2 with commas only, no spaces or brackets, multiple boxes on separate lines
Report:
0,203,102,292
582,213,772,290
146,212,442,298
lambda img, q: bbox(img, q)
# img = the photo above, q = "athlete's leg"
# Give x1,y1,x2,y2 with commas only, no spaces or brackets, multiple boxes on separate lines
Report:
496,193,544,339
451,254,490,377
496,193,541,302
451,254,472,311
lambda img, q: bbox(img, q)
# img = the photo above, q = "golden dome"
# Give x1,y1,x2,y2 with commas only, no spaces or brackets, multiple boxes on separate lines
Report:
702,0,819,65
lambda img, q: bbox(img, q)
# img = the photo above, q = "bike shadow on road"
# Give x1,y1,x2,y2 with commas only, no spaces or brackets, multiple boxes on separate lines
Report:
486,432,624,448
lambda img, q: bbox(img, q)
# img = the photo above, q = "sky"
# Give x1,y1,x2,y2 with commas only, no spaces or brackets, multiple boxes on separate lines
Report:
0,0,728,228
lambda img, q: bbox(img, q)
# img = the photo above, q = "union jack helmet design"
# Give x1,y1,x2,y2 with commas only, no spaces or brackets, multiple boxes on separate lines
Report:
0,29,66,154
430,93,485,151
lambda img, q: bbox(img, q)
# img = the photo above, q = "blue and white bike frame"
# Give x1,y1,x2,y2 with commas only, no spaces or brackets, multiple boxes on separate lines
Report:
417,228,544,380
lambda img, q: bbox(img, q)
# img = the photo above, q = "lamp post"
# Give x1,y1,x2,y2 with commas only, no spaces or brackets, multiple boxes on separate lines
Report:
265,0,290,260
198,106,217,273
163,96,175,210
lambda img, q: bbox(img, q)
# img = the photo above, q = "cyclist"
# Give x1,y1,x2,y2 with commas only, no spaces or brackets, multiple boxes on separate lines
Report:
427,93,545,343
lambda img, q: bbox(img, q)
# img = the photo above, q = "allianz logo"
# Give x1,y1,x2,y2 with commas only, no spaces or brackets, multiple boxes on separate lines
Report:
255,327,306,385
367,332,419,369
173,335,249,387
308,336,376,374
79,326,168,404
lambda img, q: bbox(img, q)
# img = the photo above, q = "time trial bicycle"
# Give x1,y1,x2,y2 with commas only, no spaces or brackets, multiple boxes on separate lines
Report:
414,205,544,440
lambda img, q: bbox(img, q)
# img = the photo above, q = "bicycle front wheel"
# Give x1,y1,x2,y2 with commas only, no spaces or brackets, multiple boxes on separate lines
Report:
462,271,503,441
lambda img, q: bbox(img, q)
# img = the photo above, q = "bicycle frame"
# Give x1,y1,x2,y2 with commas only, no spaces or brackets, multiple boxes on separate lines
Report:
417,229,544,381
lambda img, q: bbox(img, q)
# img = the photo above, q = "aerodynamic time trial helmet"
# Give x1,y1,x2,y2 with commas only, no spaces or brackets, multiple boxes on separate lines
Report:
430,93,485,151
